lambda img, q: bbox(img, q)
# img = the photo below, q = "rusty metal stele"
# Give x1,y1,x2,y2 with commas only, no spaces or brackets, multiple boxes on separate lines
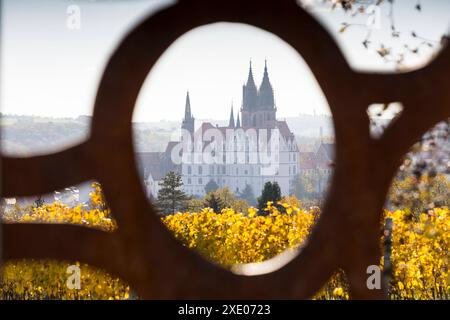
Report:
1,0,449,299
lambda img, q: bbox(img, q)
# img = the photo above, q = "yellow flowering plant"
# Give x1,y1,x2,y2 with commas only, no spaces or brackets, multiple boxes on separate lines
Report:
1,183,448,300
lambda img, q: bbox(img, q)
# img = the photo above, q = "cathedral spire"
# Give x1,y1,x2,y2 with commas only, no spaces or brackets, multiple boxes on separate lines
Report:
258,60,275,110
246,60,256,89
184,91,192,119
242,60,258,113
236,112,241,128
263,59,268,78
228,103,235,128
181,91,195,138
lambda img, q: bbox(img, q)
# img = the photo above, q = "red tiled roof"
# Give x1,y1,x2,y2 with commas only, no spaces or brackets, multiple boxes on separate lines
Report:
193,120,295,142
276,120,295,139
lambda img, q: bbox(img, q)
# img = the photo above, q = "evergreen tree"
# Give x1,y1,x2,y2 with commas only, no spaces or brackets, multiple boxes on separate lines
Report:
238,184,257,206
157,171,189,215
204,179,219,194
203,187,249,213
257,181,281,214
203,192,225,213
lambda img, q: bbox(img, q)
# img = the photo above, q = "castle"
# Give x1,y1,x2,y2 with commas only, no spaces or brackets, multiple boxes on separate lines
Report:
141,61,300,198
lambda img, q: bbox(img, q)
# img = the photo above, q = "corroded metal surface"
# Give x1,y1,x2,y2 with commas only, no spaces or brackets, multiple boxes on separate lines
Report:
1,0,449,299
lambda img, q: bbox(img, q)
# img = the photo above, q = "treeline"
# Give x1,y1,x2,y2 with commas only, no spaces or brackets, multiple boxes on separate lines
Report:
154,171,301,216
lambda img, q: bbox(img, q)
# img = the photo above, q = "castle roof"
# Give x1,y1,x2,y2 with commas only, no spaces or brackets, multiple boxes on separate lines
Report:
317,142,335,161
187,119,296,151
136,152,164,180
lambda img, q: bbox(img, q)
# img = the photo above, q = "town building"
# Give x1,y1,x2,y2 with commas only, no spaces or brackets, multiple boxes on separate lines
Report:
140,61,300,198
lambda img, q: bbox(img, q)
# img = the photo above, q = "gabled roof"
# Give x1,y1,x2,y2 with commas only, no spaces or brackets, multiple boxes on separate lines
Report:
136,151,172,181
320,143,335,161
276,120,295,139
315,142,335,169
147,166,167,181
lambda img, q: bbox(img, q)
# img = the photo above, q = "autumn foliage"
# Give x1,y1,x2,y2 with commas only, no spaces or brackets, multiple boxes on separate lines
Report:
1,183,448,300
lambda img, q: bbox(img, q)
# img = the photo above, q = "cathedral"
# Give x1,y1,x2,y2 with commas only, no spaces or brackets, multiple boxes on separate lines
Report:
143,61,299,198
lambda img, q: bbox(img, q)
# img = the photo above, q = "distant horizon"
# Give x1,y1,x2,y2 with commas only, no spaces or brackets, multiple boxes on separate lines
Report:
0,112,333,123
2,0,448,120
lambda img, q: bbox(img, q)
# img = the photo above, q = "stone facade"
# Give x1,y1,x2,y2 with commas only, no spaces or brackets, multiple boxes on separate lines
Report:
142,61,300,198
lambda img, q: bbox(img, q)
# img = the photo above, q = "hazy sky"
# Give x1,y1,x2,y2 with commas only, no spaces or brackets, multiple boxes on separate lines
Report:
2,0,449,121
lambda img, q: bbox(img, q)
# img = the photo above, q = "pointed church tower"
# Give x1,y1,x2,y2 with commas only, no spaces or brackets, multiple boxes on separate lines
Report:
181,91,195,139
254,60,277,126
258,60,275,110
228,104,235,128
241,60,258,127
236,112,241,128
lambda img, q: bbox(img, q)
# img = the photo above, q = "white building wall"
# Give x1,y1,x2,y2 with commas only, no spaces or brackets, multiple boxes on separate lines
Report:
181,134,299,198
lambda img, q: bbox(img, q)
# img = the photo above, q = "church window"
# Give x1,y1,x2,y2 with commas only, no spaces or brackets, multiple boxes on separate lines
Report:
187,166,192,175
